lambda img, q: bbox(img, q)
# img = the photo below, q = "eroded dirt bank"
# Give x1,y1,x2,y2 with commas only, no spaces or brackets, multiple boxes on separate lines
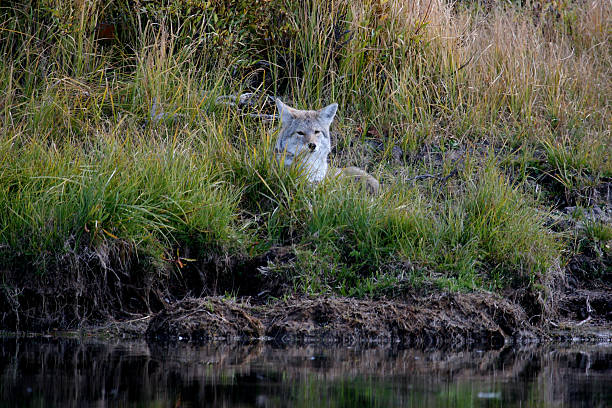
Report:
142,286,611,348
2,241,609,347
3,268,611,348
3,269,610,348
144,293,536,348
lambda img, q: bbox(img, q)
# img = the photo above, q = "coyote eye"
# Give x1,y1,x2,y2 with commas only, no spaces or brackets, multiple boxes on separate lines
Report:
314,130,321,135
296,131,305,136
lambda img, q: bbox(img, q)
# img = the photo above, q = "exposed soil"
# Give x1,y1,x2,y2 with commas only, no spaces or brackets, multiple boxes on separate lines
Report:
2,244,610,348
144,292,540,349
1,235,609,348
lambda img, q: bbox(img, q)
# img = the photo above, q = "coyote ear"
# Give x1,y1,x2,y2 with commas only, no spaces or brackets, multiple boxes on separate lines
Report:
318,103,338,126
276,98,294,124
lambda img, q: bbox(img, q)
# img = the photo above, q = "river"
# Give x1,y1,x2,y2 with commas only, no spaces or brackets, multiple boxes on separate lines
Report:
0,337,610,407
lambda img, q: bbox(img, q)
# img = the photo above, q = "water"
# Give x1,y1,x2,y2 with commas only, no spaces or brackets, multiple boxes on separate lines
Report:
0,337,610,407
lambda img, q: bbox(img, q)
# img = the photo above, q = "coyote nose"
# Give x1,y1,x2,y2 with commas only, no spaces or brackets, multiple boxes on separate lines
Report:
308,142,316,152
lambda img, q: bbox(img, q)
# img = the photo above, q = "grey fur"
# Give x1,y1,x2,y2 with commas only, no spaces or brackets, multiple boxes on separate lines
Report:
275,99,379,194
275,99,336,183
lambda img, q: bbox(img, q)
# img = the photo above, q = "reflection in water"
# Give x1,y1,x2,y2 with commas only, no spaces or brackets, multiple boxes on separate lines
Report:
0,337,610,407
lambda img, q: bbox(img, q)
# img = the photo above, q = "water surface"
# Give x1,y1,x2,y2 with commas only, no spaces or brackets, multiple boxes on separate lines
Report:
0,337,610,407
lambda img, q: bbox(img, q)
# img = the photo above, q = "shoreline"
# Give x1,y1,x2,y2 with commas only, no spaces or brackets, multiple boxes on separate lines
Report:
3,290,610,349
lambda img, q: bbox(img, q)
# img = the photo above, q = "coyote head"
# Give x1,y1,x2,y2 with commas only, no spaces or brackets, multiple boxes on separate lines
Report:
274,99,338,183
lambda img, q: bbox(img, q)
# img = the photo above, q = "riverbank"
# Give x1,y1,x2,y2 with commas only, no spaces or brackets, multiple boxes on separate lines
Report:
3,252,609,346
82,278,612,348
1,1,610,343
3,287,611,348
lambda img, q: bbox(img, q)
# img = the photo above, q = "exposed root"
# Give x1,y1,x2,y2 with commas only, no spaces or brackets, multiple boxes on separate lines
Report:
146,292,538,349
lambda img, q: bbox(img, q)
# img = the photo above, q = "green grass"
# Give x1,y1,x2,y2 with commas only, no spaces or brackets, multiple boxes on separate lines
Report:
0,128,241,274
0,0,609,307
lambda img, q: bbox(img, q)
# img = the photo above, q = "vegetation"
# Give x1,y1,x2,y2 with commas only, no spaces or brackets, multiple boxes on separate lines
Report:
0,0,609,326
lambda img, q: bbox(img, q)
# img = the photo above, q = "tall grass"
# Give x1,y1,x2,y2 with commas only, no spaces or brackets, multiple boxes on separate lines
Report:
1,0,608,301
0,127,241,274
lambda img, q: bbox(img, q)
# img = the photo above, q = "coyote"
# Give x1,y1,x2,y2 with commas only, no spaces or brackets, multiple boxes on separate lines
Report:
275,99,379,194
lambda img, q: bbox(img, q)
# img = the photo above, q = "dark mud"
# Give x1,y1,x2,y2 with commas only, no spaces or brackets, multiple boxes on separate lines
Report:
145,293,539,349
1,229,609,347
3,259,610,348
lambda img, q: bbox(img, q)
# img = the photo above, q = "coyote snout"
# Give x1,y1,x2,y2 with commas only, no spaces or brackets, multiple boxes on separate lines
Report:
300,131,320,152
